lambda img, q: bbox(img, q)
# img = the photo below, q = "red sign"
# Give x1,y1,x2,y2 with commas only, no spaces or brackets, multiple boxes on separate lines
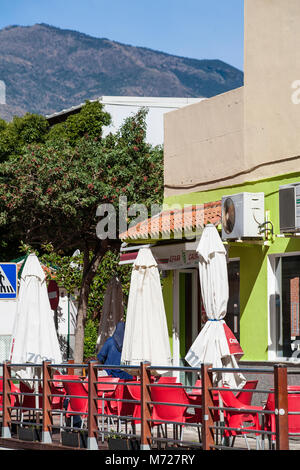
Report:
47,280,59,310
223,323,244,359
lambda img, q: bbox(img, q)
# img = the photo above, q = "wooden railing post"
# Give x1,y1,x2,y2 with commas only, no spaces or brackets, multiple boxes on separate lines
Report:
201,363,215,450
87,361,99,450
140,362,152,450
42,361,52,443
274,364,289,450
2,361,12,438
67,359,74,375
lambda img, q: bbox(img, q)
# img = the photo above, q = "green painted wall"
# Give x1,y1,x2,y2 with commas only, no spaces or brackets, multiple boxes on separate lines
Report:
163,171,300,361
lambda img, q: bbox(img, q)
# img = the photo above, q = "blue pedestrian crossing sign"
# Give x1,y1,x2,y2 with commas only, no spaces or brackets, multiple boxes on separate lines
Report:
0,263,17,299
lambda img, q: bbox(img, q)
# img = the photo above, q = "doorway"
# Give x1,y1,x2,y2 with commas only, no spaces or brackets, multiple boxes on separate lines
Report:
226,260,240,342
173,269,199,384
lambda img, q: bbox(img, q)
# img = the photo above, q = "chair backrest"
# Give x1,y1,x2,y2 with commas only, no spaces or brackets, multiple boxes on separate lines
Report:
150,383,191,423
19,381,39,409
127,382,141,401
62,377,88,414
287,392,300,433
235,380,258,406
157,377,177,384
97,377,119,394
192,379,202,394
56,374,80,391
219,389,244,409
0,377,19,407
113,381,136,416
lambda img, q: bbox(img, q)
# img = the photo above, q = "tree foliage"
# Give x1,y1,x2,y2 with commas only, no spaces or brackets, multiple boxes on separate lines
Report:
0,113,49,162
0,102,163,362
46,101,111,147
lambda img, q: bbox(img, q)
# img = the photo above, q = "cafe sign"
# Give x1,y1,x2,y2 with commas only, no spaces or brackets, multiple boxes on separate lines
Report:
152,242,199,270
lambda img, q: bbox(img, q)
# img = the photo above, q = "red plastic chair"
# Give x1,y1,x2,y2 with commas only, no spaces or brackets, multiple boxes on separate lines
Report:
126,382,142,427
150,382,201,442
219,389,263,449
264,386,300,447
235,380,258,406
61,376,88,429
17,381,40,423
102,380,137,436
96,376,120,438
191,379,202,393
51,375,66,410
18,375,66,413
0,377,20,409
157,377,177,384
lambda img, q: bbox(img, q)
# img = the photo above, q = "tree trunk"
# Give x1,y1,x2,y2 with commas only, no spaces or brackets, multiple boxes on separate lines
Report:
73,240,108,365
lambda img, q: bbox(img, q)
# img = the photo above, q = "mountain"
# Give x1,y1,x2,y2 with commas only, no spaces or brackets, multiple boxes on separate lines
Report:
0,23,243,121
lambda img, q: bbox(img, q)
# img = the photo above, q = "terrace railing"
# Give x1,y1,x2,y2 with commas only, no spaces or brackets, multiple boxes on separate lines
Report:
0,360,298,450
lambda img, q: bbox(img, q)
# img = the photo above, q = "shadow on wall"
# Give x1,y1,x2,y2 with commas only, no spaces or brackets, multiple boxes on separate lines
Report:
239,245,269,316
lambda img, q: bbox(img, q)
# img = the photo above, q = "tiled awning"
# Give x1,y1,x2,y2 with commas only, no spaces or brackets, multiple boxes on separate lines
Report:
120,201,221,241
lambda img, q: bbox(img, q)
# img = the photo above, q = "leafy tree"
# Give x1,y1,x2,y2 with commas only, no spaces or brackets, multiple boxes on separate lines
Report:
0,105,163,363
0,119,7,133
46,100,111,147
0,113,49,162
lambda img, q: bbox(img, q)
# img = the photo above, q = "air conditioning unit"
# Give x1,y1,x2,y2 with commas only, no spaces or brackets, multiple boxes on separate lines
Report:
279,183,300,233
221,192,265,240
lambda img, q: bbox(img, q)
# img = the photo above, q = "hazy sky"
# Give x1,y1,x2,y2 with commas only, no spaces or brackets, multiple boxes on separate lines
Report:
0,0,244,70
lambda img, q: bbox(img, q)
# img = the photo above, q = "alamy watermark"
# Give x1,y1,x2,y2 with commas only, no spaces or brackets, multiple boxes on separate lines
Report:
0,80,6,105
291,80,300,104
96,197,205,241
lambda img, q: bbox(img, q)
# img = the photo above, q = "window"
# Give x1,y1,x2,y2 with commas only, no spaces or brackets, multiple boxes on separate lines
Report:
274,255,300,358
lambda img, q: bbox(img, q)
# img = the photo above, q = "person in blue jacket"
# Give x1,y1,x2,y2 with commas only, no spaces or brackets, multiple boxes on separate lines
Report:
97,321,133,380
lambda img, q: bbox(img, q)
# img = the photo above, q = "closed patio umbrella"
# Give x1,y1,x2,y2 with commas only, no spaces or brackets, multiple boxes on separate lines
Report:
185,224,245,389
96,276,124,354
121,248,171,373
10,253,62,434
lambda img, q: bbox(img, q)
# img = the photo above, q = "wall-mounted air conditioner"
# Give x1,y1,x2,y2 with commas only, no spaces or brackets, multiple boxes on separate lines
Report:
221,192,265,240
279,183,300,233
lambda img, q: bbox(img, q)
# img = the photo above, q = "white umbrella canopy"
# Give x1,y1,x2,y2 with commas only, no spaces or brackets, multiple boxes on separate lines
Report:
10,253,62,383
121,248,172,372
96,276,124,354
185,224,245,389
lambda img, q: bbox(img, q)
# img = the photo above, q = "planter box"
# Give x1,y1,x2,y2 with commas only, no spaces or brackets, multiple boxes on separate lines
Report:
61,431,87,449
18,427,41,442
108,438,140,451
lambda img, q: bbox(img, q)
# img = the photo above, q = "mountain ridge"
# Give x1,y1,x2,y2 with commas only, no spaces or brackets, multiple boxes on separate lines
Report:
0,23,244,121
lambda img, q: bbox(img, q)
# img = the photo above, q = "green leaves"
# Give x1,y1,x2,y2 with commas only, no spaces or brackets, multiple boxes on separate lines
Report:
0,102,163,359
46,100,111,147
0,113,49,162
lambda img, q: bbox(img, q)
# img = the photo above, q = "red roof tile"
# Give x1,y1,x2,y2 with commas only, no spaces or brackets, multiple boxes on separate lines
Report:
120,201,221,241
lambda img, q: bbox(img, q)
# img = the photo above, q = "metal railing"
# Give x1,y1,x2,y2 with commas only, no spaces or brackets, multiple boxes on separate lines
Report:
0,361,299,450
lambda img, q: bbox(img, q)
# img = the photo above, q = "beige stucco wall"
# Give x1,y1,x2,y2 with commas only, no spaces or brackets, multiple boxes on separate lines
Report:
164,87,244,197
164,0,300,198
244,0,300,177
